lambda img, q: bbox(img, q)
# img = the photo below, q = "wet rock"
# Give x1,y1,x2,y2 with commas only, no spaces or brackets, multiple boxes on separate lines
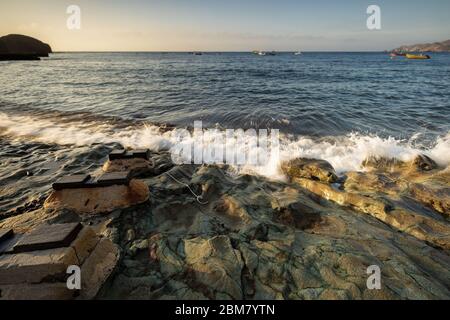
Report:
411,154,438,171
344,171,403,195
281,158,337,183
362,156,404,171
362,154,438,173
151,152,175,175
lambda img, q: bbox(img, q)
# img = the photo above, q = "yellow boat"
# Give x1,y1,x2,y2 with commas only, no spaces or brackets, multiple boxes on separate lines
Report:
406,54,431,60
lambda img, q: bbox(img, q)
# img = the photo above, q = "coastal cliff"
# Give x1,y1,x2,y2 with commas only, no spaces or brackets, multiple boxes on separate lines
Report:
0,34,52,60
393,39,450,52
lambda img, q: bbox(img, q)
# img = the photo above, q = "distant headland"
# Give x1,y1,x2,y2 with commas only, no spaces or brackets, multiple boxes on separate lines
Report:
392,39,450,53
0,34,52,61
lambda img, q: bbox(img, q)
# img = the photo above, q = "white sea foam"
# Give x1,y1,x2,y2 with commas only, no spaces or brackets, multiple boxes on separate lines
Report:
1,112,448,179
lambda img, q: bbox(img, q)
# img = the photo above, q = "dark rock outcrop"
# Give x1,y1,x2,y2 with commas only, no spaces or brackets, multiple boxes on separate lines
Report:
281,158,338,183
0,34,52,61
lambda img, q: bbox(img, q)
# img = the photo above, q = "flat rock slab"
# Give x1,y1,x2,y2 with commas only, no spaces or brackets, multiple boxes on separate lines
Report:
109,149,150,161
13,223,82,253
44,180,150,215
53,174,91,190
0,225,100,287
0,234,22,255
52,172,131,190
0,229,13,243
96,171,130,187
0,229,19,255
0,246,79,285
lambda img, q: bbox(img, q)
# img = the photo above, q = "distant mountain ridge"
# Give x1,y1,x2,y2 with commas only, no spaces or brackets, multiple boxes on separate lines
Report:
393,39,450,53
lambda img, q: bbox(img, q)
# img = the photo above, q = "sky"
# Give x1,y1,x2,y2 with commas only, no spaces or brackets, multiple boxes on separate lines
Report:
0,0,449,51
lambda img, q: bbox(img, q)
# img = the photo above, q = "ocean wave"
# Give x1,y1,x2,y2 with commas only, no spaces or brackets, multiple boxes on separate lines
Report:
1,112,448,179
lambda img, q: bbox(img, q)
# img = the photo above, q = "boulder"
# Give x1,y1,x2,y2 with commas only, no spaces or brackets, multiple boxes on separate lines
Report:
281,158,337,183
410,154,438,171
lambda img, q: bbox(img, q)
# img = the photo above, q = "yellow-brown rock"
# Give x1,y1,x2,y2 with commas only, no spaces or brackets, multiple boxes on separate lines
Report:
281,158,338,183
43,179,149,214
103,158,154,177
294,177,450,250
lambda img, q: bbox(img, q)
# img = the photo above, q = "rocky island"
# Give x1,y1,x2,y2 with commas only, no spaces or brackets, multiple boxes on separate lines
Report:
393,39,450,52
0,34,52,61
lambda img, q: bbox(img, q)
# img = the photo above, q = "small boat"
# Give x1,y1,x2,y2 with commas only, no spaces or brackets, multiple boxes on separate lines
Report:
294,51,302,55
252,50,276,56
406,53,430,60
252,50,265,56
390,52,406,57
193,52,203,56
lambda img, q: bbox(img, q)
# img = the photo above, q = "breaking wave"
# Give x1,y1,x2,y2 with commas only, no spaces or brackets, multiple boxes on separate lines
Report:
1,112,449,179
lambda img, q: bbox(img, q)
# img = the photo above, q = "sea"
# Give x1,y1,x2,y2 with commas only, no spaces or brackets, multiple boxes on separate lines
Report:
0,52,449,212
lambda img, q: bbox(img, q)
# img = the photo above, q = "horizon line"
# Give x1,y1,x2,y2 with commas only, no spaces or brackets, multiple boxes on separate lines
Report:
52,50,391,53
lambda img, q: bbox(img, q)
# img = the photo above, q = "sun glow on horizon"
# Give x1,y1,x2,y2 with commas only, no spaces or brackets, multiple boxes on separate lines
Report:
1,0,450,52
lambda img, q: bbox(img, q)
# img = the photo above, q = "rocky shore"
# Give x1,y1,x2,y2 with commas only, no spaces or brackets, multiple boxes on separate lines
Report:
0,34,52,61
0,150,449,299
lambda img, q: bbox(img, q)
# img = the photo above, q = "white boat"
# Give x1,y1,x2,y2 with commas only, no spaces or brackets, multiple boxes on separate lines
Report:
294,51,302,55
252,50,275,56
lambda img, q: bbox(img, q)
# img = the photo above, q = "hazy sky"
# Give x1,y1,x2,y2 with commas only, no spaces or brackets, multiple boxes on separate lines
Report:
1,0,449,51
